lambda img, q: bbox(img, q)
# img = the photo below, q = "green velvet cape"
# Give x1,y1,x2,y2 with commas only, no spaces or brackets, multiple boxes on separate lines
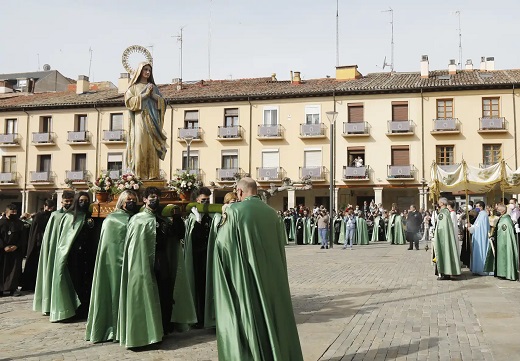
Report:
356,217,369,245
333,216,346,244
371,216,384,242
86,209,131,342
484,214,519,280
214,196,303,361
117,209,163,348
49,212,85,322
387,214,406,245
433,208,461,276
33,209,66,314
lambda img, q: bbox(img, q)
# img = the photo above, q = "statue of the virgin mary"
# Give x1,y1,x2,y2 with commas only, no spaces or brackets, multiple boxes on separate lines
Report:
124,62,167,180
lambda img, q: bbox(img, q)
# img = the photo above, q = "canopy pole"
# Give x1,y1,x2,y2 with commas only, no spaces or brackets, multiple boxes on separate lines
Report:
465,188,471,262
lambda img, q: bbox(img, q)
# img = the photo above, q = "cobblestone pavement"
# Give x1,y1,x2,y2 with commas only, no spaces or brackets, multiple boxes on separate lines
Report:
2,241,520,360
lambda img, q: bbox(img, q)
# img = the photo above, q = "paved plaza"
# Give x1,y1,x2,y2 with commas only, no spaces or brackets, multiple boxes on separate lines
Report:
2,241,520,361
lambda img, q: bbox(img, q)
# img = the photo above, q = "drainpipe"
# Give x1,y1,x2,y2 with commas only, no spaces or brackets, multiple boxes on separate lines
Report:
169,104,175,179
94,104,101,176
420,88,426,210
248,96,253,176
22,108,30,213
513,84,518,169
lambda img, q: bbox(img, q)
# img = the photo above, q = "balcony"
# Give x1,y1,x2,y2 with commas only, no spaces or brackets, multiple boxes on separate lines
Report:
65,170,88,183
478,117,508,133
30,171,53,183
431,118,460,134
342,122,369,137
216,125,243,140
387,165,415,180
176,168,202,180
177,127,202,142
216,168,241,182
0,172,17,184
67,131,90,144
386,120,414,136
299,123,326,139
32,132,55,145
257,124,284,139
299,166,326,181
102,130,126,143
0,133,21,147
256,167,283,182
343,166,370,181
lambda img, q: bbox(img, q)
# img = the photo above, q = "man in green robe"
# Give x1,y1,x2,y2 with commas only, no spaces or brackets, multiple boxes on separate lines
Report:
387,205,406,245
33,191,74,314
356,214,369,245
214,177,303,361
484,204,519,280
433,197,461,280
86,190,138,343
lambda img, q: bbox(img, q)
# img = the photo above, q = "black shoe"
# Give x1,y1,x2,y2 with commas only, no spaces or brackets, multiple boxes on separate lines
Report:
320,246,325,249
407,248,414,250
326,246,329,249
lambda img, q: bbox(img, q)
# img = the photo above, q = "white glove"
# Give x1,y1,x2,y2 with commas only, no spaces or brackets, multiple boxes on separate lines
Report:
515,223,520,234
191,207,201,223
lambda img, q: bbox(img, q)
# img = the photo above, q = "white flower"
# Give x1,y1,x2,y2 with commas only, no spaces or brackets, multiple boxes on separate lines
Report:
188,182,192,187
127,175,133,181
133,184,139,190
118,184,125,190
181,181,186,187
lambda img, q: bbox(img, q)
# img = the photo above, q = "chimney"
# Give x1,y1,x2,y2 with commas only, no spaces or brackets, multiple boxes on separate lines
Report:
117,73,130,94
448,59,457,75
271,73,277,81
0,80,13,94
76,75,90,94
292,71,302,84
336,65,362,80
486,57,495,71
480,57,486,71
420,55,429,78
464,59,473,71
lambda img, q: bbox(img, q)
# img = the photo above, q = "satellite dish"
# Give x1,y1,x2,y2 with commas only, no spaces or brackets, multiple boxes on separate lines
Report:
43,64,51,71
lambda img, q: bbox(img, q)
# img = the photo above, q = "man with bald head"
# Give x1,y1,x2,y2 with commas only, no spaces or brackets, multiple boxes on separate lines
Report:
213,177,303,360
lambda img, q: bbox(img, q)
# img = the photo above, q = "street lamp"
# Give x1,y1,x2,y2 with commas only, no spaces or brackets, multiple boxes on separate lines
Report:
326,110,338,248
183,136,194,173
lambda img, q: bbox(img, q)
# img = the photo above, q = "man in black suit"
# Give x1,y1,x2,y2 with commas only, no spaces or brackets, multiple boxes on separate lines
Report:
406,205,423,250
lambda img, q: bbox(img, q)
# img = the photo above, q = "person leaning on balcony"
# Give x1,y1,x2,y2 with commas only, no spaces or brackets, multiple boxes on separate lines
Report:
124,62,167,180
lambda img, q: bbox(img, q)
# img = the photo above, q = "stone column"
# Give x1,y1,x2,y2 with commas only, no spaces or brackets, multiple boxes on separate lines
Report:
373,187,383,206
55,189,64,211
418,186,428,212
287,189,296,209
20,190,29,213
334,187,340,212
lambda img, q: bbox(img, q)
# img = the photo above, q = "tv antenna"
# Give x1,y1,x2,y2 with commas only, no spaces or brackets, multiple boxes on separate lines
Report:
381,7,394,72
336,0,339,67
37,53,40,71
454,10,462,69
208,0,213,80
172,26,186,84
88,47,93,79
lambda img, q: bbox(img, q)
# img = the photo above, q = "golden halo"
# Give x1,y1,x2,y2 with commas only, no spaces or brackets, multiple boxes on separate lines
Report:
121,45,153,75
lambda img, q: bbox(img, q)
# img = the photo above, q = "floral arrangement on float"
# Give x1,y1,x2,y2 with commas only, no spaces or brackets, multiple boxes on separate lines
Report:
167,171,200,200
88,172,114,202
113,172,143,194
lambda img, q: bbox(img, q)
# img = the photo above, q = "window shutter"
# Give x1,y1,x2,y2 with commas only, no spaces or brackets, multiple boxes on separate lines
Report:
304,150,321,167
184,111,199,121
348,105,364,123
392,104,408,121
262,151,279,168
391,147,409,166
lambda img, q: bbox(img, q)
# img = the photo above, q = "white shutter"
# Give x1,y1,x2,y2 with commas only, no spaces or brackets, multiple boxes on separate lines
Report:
262,150,279,168
304,150,321,167
107,153,123,163
305,105,320,124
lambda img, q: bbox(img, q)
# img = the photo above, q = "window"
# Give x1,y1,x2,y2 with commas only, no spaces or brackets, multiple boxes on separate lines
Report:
38,155,51,172
391,146,409,166
262,149,279,168
482,97,500,118
5,119,17,134
305,105,320,124
347,147,365,167
40,116,52,133
184,111,199,129
107,153,123,172
72,154,87,171
2,156,16,173
347,104,363,123
392,102,408,121
263,106,278,125
304,149,321,167
182,150,199,170
436,99,453,119
436,145,454,165
75,114,87,132
483,144,501,166
110,113,123,130
224,108,239,127
221,150,238,169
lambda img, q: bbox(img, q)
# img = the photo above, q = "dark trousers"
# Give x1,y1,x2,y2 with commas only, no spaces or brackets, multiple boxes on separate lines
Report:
407,231,419,249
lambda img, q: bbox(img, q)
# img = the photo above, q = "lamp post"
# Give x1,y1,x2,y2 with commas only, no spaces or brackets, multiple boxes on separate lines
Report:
183,136,194,173
420,177,427,211
326,111,338,248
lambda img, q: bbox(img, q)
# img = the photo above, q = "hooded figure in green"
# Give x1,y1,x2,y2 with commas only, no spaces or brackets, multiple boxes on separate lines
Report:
433,197,461,279
33,191,74,314
484,204,519,280
387,204,406,245
86,190,138,343
356,214,370,245
214,178,303,361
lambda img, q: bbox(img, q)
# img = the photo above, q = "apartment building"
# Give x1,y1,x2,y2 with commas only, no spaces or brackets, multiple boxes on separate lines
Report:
0,56,519,213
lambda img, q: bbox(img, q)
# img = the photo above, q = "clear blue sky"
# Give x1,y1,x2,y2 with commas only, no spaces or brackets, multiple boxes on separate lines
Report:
2,0,519,84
